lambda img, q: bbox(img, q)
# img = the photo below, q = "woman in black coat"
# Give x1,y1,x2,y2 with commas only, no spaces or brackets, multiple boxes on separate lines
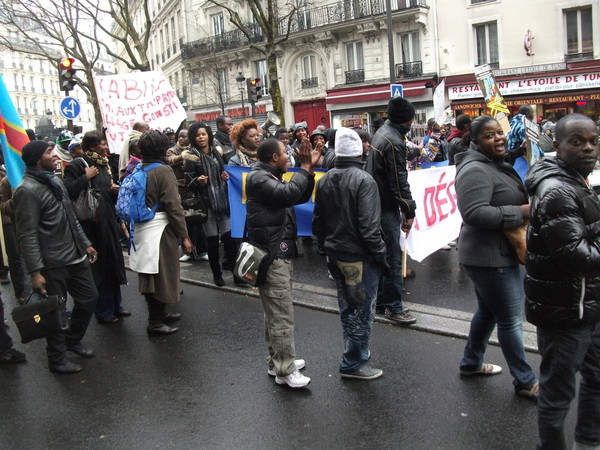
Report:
63,130,129,324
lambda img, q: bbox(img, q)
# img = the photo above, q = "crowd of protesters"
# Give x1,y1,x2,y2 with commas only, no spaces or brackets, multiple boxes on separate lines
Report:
0,100,599,450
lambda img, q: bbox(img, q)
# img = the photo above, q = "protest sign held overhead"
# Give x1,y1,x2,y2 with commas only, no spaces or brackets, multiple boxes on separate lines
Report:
94,71,187,154
474,64,511,134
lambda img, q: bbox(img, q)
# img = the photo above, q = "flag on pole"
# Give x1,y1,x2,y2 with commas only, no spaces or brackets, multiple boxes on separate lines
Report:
0,74,27,188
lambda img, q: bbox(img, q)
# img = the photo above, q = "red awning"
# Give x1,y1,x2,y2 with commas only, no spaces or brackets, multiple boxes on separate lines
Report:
325,80,428,105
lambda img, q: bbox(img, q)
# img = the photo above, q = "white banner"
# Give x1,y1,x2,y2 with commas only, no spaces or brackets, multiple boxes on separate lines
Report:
93,71,187,154
406,166,462,262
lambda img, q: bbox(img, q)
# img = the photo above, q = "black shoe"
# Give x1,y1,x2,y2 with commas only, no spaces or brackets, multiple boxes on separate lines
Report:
162,312,181,324
213,276,226,287
49,360,82,374
147,323,179,336
0,348,26,364
66,343,95,358
115,310,132,317
0,275,9,285
233,275,248,286
97,316,119,324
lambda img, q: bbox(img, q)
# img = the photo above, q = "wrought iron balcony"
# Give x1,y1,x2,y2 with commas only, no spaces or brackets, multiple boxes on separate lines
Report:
395,61,422,78
182,0,427,60
345,69,365,84
565,51,594,61
301,77,319,88
488,61,499,69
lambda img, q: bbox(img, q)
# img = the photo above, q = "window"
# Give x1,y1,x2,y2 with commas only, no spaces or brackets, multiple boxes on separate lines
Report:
301,55,318,88
217,68,228,102
296,0,311,30
400,31,420,62
255,59,268,96
474,22,498,65
212,13,224,36
171,18,177,53
565,7,593,55
346,41,364,71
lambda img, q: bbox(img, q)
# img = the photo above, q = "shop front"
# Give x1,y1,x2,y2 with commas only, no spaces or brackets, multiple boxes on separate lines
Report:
325,78,436,134
447,62,600,123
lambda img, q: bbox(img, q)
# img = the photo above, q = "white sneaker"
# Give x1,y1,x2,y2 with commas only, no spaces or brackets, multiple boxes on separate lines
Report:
275,369,311,388
268,359,306,376
179,254,192,262
442,244,452,250
196,252,209,261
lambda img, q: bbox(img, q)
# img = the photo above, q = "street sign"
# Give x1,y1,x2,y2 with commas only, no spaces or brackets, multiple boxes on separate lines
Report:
60,96,80,119
390,84,404,98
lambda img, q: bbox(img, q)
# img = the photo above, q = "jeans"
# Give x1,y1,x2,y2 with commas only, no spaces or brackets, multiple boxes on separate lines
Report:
259,259,296,377
537,324,600,450
460,265,536,388
42,260,98,364
95,281,123,319
3,223,26,298
0,293,15,356
328,256,380,372
377,209,405,314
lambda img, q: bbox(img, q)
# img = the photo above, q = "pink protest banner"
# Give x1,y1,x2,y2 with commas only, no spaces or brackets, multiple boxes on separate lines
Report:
406,166,462,262
93,71,187,154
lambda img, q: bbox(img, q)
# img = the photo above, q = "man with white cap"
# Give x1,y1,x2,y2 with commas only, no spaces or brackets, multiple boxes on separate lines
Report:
313,127,389,380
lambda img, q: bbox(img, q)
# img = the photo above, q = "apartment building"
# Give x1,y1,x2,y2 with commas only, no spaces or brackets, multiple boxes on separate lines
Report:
439,0,600,122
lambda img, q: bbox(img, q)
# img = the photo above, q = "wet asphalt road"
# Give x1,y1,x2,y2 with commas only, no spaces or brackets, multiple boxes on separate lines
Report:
0,278,576,449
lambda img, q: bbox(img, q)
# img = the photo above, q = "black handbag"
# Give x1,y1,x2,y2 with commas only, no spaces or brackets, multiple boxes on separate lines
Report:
11,294,68,344
72,158,101,223
182,195,208,225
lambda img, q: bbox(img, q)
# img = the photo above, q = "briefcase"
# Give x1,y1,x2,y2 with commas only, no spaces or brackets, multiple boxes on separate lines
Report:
11,294,68,344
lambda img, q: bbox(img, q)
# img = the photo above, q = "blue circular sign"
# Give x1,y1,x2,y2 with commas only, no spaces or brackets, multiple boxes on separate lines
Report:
59,97,81,119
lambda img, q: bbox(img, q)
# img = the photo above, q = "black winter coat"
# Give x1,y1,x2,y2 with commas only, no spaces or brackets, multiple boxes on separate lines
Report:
246,162,314,259
524,156,600,329
365,120,416,218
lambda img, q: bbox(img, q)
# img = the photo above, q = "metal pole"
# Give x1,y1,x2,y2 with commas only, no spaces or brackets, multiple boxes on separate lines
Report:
386,0,395,84
240,88,246,119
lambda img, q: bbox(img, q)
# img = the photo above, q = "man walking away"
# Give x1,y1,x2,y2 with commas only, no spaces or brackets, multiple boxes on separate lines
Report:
246,137,320,388
524,113,600,450
365,97,417,325
13,141,98,374
313,127,388,380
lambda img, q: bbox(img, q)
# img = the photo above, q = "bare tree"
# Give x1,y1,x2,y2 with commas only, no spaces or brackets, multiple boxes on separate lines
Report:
207,0,298,124
0,0,153,130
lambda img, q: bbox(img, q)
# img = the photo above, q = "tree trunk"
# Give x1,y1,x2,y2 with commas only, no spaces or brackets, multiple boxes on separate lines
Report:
267,53,284,127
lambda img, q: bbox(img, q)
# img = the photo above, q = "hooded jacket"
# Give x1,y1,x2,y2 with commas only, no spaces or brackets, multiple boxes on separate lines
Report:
524,156,600,329
455,144,527,267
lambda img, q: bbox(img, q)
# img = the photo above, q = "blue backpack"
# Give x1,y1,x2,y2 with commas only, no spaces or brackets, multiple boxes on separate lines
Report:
116,162,162,251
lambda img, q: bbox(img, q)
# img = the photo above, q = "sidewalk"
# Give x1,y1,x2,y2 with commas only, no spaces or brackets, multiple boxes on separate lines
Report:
125,247,539,352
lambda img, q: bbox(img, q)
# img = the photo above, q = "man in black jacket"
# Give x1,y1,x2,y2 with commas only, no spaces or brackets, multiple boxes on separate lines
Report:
13,141,98,374
313,127,388,380
365,96,417,325
246,137,319,388
524,114,600,449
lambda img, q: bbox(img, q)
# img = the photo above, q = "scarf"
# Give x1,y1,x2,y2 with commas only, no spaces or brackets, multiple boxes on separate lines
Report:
86,151,112,178
236,146,258,167
215,130,231,146
447,128,463,142
191,148,229,214
25,167,63,200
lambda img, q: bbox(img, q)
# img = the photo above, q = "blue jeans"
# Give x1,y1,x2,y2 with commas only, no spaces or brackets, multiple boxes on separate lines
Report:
537,324,600,449
377,209,405,314
95,281,123,319
328,255,380,372
460,265,536,389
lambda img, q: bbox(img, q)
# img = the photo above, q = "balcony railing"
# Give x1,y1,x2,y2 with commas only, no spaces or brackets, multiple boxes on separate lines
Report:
345,69,365,84
182,0,427,60
395,60,422,78
565,51,594,61
301,77,319,88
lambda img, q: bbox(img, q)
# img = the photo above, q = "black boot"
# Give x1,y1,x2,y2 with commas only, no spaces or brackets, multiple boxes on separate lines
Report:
207,236,225,286
221,232,238,271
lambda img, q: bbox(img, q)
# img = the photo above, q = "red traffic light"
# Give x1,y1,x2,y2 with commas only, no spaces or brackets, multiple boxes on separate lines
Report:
250,78,261,86
60,57,75,69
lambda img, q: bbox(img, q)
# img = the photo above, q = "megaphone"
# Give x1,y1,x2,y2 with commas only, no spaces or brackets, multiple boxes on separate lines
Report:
260,112,281,137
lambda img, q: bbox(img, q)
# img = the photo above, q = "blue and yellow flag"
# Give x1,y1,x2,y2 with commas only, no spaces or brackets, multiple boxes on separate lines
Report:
226,165,326,238
0,75,27,188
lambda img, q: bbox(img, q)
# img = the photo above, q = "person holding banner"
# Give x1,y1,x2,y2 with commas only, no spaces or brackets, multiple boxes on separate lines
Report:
365,96,418,325
246,137,320,388
183,122,237,287
455,115,538,399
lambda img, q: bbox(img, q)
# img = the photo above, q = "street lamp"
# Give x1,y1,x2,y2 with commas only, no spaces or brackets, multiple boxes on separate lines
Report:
236,72,246,119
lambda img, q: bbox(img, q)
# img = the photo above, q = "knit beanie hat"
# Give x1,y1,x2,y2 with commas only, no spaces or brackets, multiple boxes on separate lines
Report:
22,140,51,166
335,127,362,157
387,97,415,124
